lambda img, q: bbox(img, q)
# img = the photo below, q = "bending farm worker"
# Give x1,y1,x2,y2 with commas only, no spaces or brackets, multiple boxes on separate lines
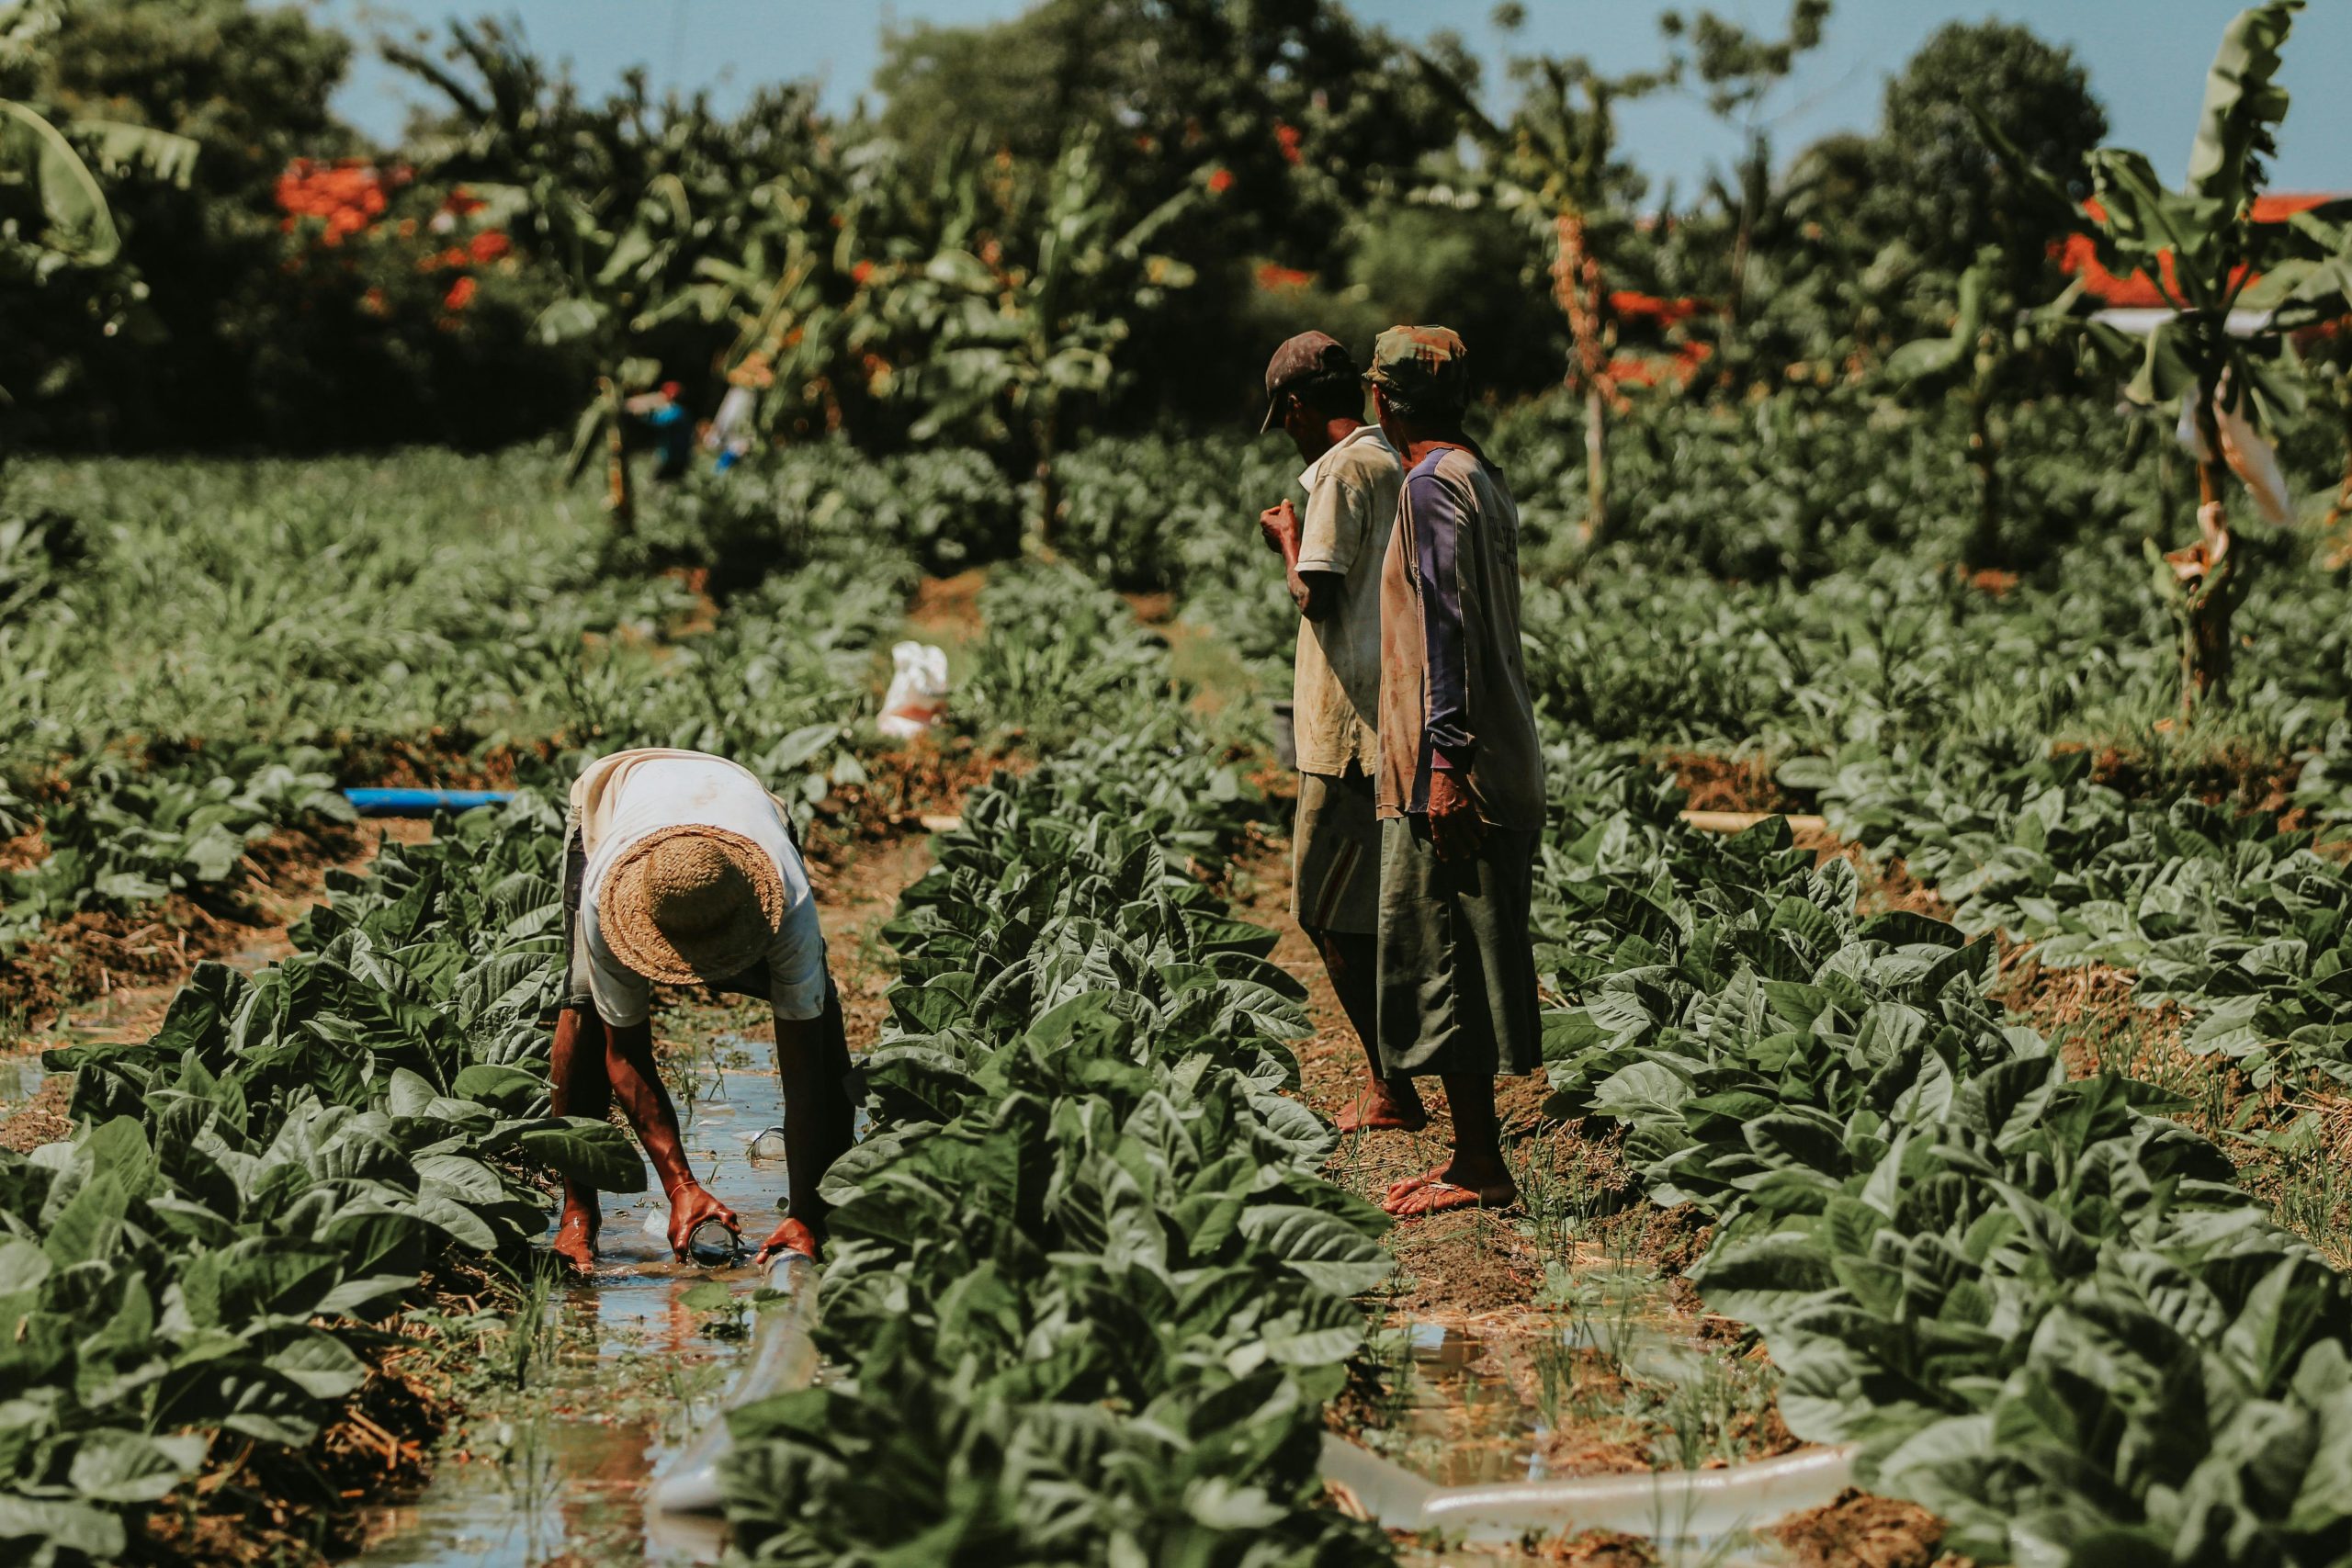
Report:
1364,326,1547,1220
1253,330,1423,1134
551,747,857,1271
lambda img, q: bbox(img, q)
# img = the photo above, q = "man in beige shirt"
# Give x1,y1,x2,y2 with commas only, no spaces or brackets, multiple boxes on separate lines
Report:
1255,331,1424,1132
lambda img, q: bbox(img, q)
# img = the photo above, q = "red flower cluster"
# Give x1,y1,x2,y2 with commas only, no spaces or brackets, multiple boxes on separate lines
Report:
1207,167,1235,195
852,259,876,285
2059,194,2336,310
470,230,511,264
1274,123,1303,165
444,276,478,312
1609,290,1706,327
276,159,391,245
1255,262,1314,291
1608,340,1712,389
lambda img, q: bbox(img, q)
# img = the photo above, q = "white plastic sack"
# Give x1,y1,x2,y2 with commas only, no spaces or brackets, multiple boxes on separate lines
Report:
2177,386,2293,525
877,640,950,739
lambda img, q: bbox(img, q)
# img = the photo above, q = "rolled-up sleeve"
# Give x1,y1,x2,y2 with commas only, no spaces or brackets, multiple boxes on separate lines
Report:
1407,470,1474,772
1295,468,1366,577
582,906,653,1027
766,892,830,1021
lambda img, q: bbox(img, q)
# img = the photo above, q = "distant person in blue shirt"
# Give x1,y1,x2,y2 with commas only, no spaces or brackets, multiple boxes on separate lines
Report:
628,380,695,480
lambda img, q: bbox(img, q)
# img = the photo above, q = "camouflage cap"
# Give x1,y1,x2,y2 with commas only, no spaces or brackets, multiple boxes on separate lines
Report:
1364,325,1469,410
1259,330,1356,434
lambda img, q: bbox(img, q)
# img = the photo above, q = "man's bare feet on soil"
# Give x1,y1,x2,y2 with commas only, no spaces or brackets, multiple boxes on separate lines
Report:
1334,1082,1430,1133
552,1206,600,1274
1382,1161,1517,1219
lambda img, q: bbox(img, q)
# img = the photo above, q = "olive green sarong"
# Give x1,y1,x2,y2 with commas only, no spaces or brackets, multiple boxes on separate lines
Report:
1374,817,1542,1077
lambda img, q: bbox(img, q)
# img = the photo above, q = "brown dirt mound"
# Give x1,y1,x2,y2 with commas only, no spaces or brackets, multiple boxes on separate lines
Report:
1545,1529,1660,1565
340,732,566,791
1660,750,1807,816
0,818,372,1046
1770,1487,1953,1568
800,736,1015,871
2067,739,2302,821
0,1071,69,1152
909,568,988,639
2,901,235,1043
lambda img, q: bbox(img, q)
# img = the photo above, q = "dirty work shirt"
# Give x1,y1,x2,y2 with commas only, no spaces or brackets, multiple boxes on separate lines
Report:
1374,444,1544,829
565,748,827,1026
1292,424,1401,779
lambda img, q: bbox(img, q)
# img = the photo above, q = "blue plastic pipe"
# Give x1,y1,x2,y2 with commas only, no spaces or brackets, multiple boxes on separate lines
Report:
342,788,515,816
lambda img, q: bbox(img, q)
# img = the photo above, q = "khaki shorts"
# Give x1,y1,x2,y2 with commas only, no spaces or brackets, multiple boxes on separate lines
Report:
1292,769,1380,936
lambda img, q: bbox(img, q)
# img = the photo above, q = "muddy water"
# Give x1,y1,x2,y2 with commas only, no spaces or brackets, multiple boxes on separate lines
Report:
1373,1266,1803,1566
0,1051,48,1104
354,1043,795,1567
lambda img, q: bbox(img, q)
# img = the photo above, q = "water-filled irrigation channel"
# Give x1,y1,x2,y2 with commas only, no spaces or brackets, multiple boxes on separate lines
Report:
328,1025,1842,1566
351,1037,793,1567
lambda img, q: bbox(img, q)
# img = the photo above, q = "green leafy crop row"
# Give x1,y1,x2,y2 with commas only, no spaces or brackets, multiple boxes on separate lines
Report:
1,798,624,1565
1532,747,2352,1566
1,454,915,958
1790,740,2352,1090
718,724,1390,1565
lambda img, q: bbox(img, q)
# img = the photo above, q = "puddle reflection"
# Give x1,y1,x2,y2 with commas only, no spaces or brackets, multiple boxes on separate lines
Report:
353,1058,796,1566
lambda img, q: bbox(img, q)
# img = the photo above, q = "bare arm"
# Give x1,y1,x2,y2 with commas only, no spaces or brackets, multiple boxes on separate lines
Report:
604,1017,740,1252
754,1000,858,1259
1258,500,1342,621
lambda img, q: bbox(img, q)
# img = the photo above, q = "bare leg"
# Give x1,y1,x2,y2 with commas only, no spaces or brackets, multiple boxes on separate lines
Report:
1310,925,1427,1132
604,1018,740,1256
1383,1074,1518,1219
549,1007,611,1273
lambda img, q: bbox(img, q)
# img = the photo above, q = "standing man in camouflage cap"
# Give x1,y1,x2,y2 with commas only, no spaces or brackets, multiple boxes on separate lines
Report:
1363,326,1545,1219
1255,331,1426,1132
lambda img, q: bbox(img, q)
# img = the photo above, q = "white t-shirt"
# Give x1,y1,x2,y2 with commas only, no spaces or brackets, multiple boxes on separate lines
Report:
575,751,827,1026
1292,424,1400,778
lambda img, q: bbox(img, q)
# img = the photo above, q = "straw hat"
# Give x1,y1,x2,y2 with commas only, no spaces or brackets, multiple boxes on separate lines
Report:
595,826,784,986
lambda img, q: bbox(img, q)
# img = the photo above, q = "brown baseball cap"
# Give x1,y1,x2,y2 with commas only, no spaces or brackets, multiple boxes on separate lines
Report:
1259,331,1356,434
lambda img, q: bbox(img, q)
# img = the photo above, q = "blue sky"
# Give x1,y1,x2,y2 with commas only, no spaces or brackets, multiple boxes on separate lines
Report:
322,0,2352,195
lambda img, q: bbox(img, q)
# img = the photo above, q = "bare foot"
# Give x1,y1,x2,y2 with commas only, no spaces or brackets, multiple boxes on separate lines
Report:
552,1207,600,1274
1335,1083,1429,1133
1385,1163,1451,1202
1383,1174,1518,1219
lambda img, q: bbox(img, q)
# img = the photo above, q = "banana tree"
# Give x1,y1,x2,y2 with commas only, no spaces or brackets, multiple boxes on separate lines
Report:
668,132,985,448
902,133,1194,554
391,21,799,529
1984,0,2348,710
1884,249,2098,567
0,1,196,282
1418,47,1672,547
